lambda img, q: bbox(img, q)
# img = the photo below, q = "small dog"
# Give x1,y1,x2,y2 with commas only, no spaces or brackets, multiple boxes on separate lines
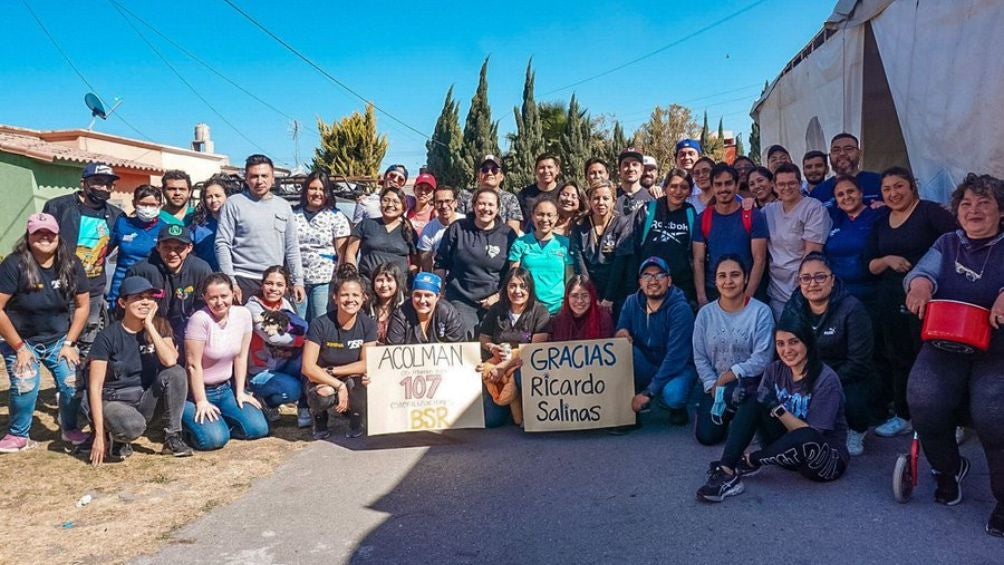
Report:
259,310,290,337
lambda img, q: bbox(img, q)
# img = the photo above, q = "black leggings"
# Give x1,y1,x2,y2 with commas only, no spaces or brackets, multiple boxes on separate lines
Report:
842,378,873,433
872,284,921,419
307,376,366,430
908,344,1004,504
721,398,847,482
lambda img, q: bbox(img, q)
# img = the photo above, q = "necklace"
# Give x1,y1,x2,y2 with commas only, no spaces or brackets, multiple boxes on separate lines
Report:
954,236,1000,282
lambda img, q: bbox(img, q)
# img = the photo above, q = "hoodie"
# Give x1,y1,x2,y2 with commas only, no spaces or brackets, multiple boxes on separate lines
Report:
781,279,874,384
126,253,213,341
616,285,696,396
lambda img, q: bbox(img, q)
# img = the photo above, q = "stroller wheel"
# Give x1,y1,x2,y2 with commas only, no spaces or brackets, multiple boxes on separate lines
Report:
893,452,914,503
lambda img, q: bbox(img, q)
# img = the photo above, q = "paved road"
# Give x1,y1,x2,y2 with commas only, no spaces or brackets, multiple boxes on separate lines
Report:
140,411,1001,564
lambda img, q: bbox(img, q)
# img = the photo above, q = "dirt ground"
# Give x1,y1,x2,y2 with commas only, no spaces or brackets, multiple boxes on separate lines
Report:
0,374,309,564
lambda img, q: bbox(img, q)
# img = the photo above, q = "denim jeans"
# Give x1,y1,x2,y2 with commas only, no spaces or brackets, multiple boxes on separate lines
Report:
182,382,269,450
1,337,80,438
94,366,188,441
249,357,303,408
297,283,330,322
631,346,697,409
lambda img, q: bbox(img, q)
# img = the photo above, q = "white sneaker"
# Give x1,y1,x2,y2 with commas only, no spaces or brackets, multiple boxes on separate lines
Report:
874,416,913,438
956,426,970,445
297,407,312,428
847,430,866,456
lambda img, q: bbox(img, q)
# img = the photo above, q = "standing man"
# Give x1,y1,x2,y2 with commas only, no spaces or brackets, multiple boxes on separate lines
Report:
43,162,123,356
159,170,195,226
642,155,661,198
802,150,829,195
418,185,465,271
615,147,653,216
692,163,769,306
809,133,882,207
517,153,561,230
457,155,523,232
766,145,793,173
215,154,305,304
675,139,702,173
584,158,611,187
354,164,409,224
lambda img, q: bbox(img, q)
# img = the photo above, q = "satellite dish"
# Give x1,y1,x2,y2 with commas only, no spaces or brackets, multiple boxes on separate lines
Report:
85,93,107,119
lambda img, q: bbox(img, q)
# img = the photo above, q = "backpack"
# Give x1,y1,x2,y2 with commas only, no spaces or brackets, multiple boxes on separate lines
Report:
701,207,753,241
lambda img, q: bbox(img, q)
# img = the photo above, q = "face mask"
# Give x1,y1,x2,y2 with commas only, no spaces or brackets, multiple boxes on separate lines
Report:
86,188,111,205
710,386,727,426
135,205,161,222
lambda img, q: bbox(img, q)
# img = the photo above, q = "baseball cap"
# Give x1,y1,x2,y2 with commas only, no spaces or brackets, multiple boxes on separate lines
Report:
618,147,644,165
643,155,658,169
384,164,409,180
480,154,502,168
414,173,438,190
158,223,192,244
119,276,164,299
82,163,120,181
412,272,442,295
675,139,702,155
638,256,670,276
26,213,60,235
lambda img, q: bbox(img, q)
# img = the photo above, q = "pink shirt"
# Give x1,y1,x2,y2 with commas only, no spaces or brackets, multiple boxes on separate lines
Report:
185,305,253,386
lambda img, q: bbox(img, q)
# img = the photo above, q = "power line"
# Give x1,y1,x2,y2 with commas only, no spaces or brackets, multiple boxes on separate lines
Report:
541,0,770,96
109,0,320,138
219,0,446,148
109,1,273,155
20,0,154,142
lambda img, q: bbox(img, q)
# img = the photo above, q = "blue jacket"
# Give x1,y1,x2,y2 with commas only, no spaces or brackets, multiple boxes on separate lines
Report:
617,286,696,396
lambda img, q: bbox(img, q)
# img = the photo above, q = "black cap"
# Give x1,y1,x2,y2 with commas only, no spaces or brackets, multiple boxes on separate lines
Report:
158,223,192,244
119,276,161,298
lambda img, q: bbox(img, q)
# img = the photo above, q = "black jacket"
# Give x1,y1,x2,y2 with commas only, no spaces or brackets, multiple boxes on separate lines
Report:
782,280,874,384
385,300,466,345
42,192,123,294
126,253,213,339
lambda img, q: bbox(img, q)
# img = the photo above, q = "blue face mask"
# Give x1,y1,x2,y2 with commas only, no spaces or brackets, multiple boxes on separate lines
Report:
711,385,727,425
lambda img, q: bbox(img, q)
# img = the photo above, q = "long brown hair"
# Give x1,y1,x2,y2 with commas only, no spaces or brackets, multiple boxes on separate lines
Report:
12,233,79,302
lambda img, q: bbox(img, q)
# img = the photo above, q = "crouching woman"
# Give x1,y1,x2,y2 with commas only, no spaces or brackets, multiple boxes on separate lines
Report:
697,313,849,502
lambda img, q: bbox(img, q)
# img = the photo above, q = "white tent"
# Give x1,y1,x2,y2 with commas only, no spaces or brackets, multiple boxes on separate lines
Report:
751,0,1004,203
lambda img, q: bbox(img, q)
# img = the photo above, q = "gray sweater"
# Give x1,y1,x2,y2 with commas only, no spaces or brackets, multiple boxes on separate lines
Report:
692,298,775,392
215,192,304,286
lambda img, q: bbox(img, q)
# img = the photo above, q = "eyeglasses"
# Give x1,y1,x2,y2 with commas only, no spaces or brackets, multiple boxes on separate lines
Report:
640,273,669,282
434,198,455,206
797,273,832,285
480,165,500,175
386,173,406,184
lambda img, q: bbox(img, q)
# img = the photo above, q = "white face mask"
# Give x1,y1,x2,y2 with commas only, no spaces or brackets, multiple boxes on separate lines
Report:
135,205,161,222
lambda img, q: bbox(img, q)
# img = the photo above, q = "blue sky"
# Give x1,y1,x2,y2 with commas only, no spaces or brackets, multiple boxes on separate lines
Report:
1,0,835,176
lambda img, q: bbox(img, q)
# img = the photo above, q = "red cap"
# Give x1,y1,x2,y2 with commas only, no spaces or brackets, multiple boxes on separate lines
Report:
414,173,438,190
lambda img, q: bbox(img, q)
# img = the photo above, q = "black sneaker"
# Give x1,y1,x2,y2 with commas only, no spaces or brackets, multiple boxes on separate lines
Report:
311,411,330,440
735,453,762,477
697,465,744,502
669,408,689,426
987,504,1004,538
162,433,193,458
110,439,133,461
934,457,970,506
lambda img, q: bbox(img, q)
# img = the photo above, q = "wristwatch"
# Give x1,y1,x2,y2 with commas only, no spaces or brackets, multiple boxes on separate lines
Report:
770,404,787,418
63,341,77,348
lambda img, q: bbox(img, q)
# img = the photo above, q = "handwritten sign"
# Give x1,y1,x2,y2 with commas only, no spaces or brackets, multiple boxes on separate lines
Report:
366,342,485,435
519,338,635,432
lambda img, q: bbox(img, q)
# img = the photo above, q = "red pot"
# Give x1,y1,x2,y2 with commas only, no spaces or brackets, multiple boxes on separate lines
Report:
921,300,992,354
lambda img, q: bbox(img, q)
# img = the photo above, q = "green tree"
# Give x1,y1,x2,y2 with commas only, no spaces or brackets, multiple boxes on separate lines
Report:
508,59,544,190
749,121,762,165
699,110,709,154
704,116,726,161
560,94,591,185
426,86,465,188
635,104,699,172
461,58,500,189
539,101,568,156
312,104,388,177
735,132,746,159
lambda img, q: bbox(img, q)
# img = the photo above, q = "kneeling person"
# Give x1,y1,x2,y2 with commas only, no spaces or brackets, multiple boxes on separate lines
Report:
386,272,465,345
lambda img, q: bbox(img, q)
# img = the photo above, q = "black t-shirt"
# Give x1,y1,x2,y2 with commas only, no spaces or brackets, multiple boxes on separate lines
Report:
865,200,956,287
88,322,164,390
306,312,377,375
351,218,417,279
0,255,88,344
479,302,552,346
636,201,696,292
517,184,560,230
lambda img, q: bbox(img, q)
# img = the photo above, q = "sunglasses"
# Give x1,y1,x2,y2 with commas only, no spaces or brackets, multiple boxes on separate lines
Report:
480,165,500,175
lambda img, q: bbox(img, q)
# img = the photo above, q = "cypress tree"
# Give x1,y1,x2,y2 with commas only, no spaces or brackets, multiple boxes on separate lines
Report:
749,121,762,165
560,94,591,185
735,132,746,159
426,86,465,188
509,59,544,190
699,110,709,155
461,58,500,189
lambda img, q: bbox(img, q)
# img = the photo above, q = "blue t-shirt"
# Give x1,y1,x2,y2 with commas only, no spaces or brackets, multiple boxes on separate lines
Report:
508,233,572,315
810,171,882,208
192,218,219,271
109,215,162,305
692,206,769,291
824,206,881,301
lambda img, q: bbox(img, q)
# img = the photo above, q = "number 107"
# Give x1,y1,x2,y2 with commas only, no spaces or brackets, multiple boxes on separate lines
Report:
399,374,442,400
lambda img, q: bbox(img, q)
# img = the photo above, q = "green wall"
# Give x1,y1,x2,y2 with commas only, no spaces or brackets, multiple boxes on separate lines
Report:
0,153,81,256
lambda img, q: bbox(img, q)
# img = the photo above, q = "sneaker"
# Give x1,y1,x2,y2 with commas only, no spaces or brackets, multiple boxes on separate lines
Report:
956,426,970,445
346,425,364,439
297,407,312,429
110,439,134,461
162,434,194,458
987,504,1004,538
934,457,970,506
311,411,330,440
847,430,866,456
0,434,38,453
61,429,90,446
669,408,689,427
262,405,280,423
697,465,745,502
874,416,913,438
735,453,762,477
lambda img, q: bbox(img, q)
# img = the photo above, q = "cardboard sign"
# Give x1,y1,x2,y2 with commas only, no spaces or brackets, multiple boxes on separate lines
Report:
519,338,635,432
366,342,485,435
